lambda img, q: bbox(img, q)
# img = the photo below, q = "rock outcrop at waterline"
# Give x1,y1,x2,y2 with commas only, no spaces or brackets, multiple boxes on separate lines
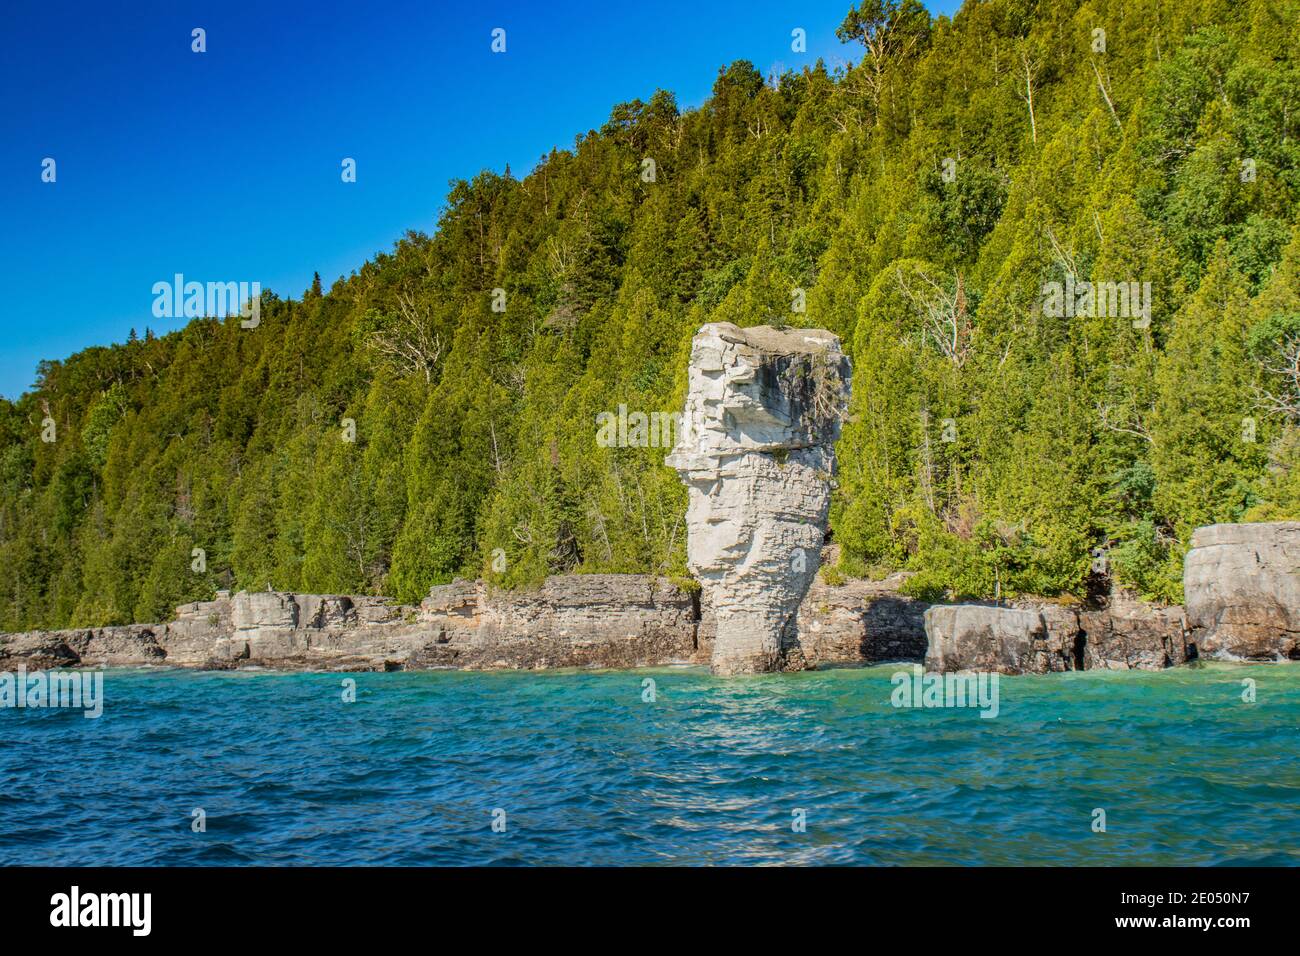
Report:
7,523,1300,676
1184,522,1300,660
665,322,852,675
923,599,1191,675
0,579,703,673
0,576,930,673
924,606,1052,675
920,521,1300,673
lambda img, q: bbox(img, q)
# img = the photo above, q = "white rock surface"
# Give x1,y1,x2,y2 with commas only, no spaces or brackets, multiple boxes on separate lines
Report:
666,322,851,674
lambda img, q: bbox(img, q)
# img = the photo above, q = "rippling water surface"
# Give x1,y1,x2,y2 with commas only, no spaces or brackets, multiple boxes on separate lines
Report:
1,662,1297,865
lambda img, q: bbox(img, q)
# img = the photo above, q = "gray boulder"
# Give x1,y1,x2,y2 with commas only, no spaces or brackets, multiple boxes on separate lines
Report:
924,605,1052,674
1184,521,1300,660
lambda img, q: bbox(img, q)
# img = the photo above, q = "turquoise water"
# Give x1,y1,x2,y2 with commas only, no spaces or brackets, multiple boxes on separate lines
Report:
1,663,1297,866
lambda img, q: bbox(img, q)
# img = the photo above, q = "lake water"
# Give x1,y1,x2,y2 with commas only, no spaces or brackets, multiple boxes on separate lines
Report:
1,662,1297,865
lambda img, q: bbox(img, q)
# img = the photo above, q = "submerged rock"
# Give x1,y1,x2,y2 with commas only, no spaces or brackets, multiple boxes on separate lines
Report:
1184,521,1300,660
666,322,851,675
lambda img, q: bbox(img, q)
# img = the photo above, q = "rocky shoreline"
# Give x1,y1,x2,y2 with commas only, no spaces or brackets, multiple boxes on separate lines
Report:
3,520,1299,676
0,572,922,674
14,326,1296,680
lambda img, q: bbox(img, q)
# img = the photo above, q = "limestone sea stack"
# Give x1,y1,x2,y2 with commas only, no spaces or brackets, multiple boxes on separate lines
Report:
666,322,851,675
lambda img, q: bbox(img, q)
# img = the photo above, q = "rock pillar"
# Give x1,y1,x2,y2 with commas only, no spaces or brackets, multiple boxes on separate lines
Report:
666,322,851,675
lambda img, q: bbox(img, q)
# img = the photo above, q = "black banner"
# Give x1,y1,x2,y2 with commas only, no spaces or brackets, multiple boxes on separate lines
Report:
1,866,1278,941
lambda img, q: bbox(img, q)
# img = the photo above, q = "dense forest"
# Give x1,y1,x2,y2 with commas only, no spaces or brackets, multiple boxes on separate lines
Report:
3,0,1299,630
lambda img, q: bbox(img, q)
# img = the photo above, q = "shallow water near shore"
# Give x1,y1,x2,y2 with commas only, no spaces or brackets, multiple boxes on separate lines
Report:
1,662,1297,866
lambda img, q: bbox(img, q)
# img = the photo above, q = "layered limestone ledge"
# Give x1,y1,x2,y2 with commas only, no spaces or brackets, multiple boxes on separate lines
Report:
666,322,851,675
1080,599,1190,670
924,606,1050,675
410,575,703,670
0,576,932,674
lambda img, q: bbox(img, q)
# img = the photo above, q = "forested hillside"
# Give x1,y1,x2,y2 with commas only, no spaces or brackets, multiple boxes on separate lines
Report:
3,0,1300,630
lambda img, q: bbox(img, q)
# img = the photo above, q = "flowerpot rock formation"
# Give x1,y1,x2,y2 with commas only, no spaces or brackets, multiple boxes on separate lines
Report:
666,322,852,675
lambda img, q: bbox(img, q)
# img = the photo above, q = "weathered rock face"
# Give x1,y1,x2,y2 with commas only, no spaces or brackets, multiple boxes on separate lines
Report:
666,322,851,675
0,626,164,670
411,575,703,670
787,575,929,668
925,605,1052,674
1184,521,1300,660
925,599,1189,675
161,592,241,666
1080,599,1189,670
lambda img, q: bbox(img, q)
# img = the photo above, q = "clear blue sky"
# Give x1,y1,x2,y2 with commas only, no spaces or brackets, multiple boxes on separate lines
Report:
0,0,961,399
